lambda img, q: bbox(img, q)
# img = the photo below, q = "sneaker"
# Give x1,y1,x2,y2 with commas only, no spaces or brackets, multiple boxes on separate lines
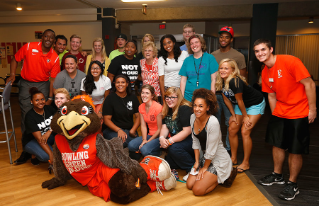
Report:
171,169,179,180
140,155,171,181
258,172,285,186
278,181,299,201
183,172,189,182
147,173,177,195
31,157,40,166
14,151,31,165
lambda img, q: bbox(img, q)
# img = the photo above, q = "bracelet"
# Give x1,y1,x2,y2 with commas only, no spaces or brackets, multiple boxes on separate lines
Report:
169,137,175,144
98,111,102,114
159,136,165,140
117,128,122,132
48,97,53,100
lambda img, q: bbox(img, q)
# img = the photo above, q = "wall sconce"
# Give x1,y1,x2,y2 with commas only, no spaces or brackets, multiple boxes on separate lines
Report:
142,4,147,15
308,17,314,24
16,3,22,11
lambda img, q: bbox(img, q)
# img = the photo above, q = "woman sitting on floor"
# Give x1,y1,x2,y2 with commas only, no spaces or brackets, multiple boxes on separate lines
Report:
128,84,162,160
186,88,234,196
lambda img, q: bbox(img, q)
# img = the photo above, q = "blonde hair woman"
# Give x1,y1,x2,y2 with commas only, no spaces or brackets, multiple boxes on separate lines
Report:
159,87,195,178
85,37,110,76
136,34,156,61
216,58,265,173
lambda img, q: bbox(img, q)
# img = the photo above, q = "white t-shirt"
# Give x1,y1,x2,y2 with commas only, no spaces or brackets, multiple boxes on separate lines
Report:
80,75,112,105
158,50,188,88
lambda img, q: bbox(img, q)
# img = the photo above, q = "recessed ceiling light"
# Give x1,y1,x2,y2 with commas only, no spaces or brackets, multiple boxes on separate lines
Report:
16,3,22,11
309,17,314,24
122,0,165,2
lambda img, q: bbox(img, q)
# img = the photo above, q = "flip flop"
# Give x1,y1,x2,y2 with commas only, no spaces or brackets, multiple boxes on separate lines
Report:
237,167,249,173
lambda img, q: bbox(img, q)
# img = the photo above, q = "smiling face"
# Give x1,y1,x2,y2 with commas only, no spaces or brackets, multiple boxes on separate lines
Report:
143,46,154,60
193,98,209,118
54,38,67,54
141,88,153,103
31,93,46,110
115,77,129,94
183,27,195,41
90,63,102,79
55,93,69,108
93,41,102,53
219,32,233,48
65,57,77,75
165,92,178,108
190,37,202,54
219,62,234,79
70,37,81,52
163,38,175,54
124,42,137,59
42,31,55,49
254,43,273,63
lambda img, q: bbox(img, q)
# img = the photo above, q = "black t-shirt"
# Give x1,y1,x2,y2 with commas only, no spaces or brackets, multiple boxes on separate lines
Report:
162,105,193,137
23,105,56,145
222,77,263,107
102,92,140,130
108,55,141,89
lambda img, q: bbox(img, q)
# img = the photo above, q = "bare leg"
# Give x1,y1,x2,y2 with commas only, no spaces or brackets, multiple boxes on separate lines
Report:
228,115,242,165
191,171,219,196
273,146,285,174
288,153,302,182
237,114,262,171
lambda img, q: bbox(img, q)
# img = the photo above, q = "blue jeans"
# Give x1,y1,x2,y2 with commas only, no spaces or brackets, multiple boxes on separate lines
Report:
216,94,231,151
24,134,55,162
128,135,161,160
103,127,136,148
165,135,194,173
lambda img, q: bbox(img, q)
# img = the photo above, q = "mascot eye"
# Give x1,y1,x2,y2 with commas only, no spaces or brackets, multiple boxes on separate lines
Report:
61,106,68,115
81,106,89,115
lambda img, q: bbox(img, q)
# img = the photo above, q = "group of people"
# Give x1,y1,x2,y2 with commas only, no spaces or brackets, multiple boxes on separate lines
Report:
6,23,316,201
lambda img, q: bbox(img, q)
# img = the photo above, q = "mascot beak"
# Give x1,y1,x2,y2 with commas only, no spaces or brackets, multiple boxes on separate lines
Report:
57,111,91,140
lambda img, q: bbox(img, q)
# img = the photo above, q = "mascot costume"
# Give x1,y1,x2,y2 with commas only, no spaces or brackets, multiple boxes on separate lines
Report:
42,95,176,204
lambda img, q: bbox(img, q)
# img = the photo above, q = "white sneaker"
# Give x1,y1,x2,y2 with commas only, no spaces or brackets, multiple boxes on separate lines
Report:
140,155,171,181
156,173,177,195
183,172,190,181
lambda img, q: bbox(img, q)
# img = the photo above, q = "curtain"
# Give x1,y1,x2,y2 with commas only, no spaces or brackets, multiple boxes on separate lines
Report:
276,34,319,80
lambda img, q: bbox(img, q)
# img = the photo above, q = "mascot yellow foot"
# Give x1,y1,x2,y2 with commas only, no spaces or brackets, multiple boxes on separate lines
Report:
42,95,175,204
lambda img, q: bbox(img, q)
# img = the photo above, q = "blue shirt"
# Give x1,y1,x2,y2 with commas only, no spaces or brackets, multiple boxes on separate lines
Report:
179,52,218,101
180,44,188,51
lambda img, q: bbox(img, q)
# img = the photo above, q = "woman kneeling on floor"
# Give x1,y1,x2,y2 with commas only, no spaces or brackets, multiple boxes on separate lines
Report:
187,88,235,196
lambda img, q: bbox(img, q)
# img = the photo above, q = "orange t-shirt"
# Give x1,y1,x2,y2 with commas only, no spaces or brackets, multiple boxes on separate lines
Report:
139,101,162,136
15,42,60,82
262,55,310,119
55,133,119,202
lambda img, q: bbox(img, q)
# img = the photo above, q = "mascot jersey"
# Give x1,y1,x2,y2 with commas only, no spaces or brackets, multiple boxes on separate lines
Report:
55,133,120,201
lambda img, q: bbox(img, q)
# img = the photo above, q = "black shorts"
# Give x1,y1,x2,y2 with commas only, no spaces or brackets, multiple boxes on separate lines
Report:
265,115,309,154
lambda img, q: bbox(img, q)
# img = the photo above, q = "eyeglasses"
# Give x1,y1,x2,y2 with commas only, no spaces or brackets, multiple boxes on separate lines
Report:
165,96,178,101
183,31,193,34
91,67,101,71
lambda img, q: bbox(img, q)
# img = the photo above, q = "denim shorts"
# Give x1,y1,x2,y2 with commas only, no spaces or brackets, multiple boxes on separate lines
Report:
234,98,266,116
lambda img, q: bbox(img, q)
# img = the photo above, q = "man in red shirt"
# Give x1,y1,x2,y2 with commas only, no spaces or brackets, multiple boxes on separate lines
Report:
61,34,86,72
254,39,316,201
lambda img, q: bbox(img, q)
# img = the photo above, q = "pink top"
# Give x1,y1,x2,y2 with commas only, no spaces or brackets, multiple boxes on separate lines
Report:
140,58,161,96
139,101,162,135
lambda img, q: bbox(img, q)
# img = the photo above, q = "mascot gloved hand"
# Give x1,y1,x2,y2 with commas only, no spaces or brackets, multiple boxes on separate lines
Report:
42,95,176,204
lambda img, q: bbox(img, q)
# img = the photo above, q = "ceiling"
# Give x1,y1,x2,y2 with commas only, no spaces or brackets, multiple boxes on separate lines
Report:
1,0,317,11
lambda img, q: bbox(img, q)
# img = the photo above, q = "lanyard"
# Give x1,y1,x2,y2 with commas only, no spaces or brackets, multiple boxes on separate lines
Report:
193,54,203,87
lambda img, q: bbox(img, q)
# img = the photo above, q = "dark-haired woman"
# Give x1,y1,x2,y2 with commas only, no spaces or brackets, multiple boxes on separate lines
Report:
179,34,219,102
102,74,140,147
128,84,162,160
22,87,56,165
107,40,142,91
158,34,188,97
53,55,86,99
186,88,234,196
81,60,111,119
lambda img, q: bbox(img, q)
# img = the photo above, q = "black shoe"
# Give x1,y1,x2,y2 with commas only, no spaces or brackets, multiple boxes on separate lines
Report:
31,157,40,165
278,181,299,201
14,151,31,165
258,172,285,186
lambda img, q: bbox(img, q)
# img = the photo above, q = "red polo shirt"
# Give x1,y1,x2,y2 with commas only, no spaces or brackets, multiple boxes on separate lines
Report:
14,42,60,82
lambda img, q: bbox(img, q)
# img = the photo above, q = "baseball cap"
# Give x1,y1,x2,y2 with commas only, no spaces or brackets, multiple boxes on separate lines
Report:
117,33,127,41
219,26,234,38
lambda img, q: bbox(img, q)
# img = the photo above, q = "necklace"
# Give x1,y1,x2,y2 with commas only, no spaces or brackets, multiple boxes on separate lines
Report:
33,108,45,120
193,54,203,87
